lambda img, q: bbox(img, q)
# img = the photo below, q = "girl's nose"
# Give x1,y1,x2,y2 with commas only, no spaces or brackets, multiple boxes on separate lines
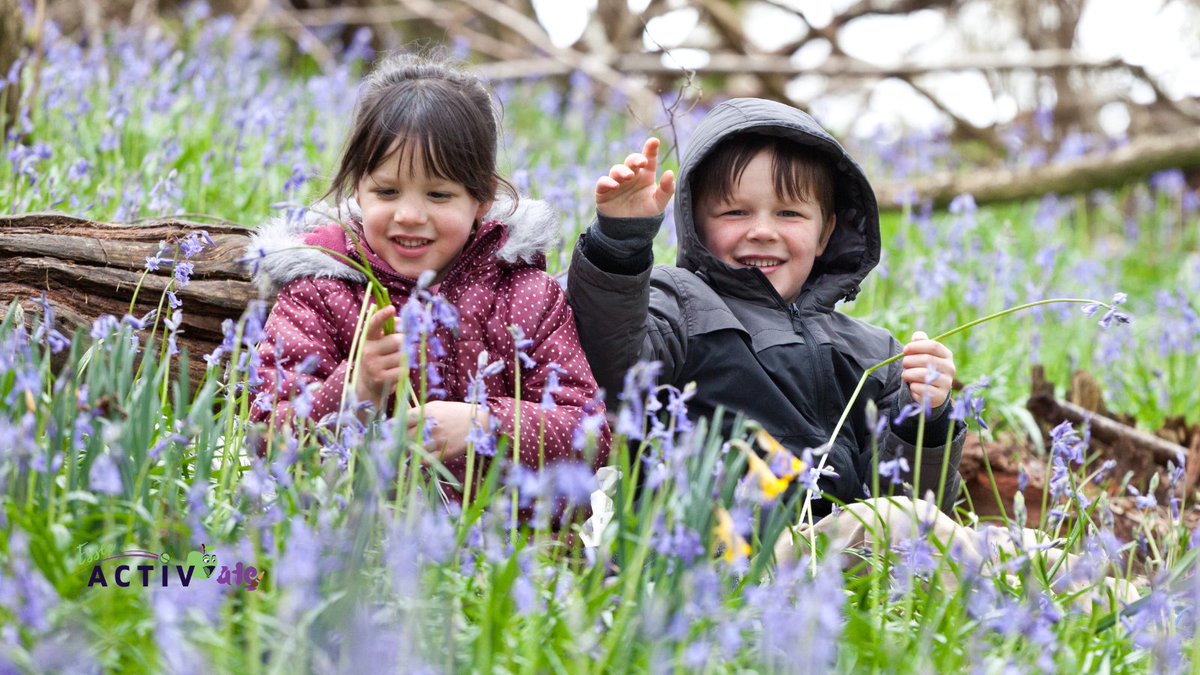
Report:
392,198,425,225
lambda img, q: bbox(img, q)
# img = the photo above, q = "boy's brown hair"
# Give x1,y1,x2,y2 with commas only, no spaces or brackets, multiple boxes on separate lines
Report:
690,132,837,240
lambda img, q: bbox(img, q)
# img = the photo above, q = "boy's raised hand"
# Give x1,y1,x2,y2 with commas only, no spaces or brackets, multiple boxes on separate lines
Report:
901,331,956,410
595,137,675,219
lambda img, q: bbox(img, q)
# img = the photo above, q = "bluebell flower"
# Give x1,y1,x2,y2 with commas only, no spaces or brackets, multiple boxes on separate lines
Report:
552,462,595,505
173,261,195,288
1127,484,1158,511
893,401,921,427
540,363,564,411
89,452,123,495
878,456,910,485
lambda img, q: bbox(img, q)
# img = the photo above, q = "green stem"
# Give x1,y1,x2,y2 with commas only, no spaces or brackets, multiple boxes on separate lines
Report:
799,297,1113,530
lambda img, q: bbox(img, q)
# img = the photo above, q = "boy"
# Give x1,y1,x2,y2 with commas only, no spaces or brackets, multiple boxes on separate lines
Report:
566,98,964,514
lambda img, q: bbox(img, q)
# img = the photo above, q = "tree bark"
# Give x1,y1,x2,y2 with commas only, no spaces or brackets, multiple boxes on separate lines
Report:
0,214,256,386
0,0,21,136
874,126,1200,209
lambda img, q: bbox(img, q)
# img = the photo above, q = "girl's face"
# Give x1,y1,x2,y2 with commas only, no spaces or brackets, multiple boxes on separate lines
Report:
356,144,491,283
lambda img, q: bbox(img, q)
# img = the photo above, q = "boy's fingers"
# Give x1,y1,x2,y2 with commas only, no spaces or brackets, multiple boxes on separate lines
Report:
595,176,619,194
622,153,647,170
609,164,634,181
659,170,676,199
911,330,928,342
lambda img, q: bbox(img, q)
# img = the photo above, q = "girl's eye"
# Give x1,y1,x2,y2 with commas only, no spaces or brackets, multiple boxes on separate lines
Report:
374,188,398,198
429,191,453,200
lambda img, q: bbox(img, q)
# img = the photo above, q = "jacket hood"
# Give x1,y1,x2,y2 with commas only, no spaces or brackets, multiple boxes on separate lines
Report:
248,195,560,296
674,98,881,312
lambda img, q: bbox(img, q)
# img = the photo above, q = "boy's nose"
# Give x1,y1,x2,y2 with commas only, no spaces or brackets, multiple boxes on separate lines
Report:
745,220,779,241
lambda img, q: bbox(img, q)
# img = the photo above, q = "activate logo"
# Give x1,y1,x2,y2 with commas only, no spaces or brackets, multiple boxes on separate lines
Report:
80,542,266,591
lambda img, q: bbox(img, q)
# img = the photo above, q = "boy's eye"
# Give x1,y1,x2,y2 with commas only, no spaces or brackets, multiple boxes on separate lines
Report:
428,191,453,200
721,209,746,217
779,210,802,218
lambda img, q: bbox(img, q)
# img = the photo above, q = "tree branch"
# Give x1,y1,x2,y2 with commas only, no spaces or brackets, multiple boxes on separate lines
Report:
875,126,1200,209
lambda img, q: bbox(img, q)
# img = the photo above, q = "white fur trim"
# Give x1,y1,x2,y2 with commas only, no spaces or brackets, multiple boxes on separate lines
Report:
489,195,560,264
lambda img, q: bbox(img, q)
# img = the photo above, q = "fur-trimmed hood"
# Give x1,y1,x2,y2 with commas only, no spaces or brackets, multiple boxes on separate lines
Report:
247,195,560,296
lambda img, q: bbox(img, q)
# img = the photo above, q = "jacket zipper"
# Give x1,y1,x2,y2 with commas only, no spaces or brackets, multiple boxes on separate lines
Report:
789,305,827,439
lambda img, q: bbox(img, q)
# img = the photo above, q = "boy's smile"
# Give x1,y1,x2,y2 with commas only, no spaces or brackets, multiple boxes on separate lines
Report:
696,149,833,304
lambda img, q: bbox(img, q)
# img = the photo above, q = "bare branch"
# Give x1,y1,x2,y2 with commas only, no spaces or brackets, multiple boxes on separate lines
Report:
474,50,1124,81
454,0,661,115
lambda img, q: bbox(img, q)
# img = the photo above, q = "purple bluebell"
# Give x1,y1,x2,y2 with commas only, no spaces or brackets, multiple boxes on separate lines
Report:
1127,484,1158,511
89,452,123,496
540,363,564,411
878,456,910,486
654,522,705,567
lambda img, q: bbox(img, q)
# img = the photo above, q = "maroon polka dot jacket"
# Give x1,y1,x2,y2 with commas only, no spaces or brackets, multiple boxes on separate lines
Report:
247,197,611,481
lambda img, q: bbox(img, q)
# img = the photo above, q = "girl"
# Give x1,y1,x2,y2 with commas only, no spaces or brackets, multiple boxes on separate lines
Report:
248,54,609,488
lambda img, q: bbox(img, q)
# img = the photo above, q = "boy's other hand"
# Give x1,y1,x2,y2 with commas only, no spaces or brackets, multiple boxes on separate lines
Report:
595,137,675,219
354,304,405,408
409,400,489,461
901,331,955,410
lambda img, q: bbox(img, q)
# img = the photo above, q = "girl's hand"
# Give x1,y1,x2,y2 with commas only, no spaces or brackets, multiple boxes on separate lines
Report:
901,331,955,410
354,305,405,408
595,137,676,219
410,400,489,461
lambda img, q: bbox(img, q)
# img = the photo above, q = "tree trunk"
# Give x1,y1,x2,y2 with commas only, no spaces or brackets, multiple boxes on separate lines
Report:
0,0,21,136
0,214,257,386
874,126,1200,209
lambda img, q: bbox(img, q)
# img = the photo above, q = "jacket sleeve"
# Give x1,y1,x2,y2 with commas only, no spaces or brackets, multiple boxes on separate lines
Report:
252,278,356,428
874,337,966,513
486,273,612,472
566,232,687,409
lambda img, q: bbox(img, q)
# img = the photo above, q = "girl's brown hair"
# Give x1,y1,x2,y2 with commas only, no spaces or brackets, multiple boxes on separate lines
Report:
327,52,516,210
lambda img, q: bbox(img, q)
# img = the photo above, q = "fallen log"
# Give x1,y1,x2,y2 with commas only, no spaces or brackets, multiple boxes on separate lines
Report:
875,126,1200,209
0,213,256,385
1027,365,1187,466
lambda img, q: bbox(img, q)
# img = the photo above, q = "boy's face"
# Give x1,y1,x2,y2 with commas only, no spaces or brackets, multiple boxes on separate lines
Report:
356,143,491,284
697,150,833,304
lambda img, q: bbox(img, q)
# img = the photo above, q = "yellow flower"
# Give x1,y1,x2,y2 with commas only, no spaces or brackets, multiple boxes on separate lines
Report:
713,507,750,565
756,430,805,480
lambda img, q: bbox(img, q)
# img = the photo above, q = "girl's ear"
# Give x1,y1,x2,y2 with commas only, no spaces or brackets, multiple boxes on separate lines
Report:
816,214,836,256
475,198,494,223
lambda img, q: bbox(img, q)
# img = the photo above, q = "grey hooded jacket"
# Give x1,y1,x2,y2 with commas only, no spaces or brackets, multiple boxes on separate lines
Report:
566,98,964,512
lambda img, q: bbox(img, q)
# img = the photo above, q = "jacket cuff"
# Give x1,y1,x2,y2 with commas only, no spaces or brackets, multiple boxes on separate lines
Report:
885,422,965,513
580,214,662,275
893,386,953,445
